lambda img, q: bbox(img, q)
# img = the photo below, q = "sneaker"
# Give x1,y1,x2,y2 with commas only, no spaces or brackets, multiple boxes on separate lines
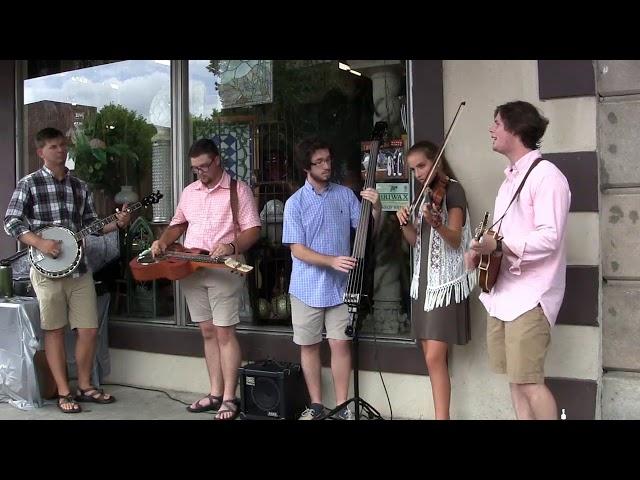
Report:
299,403,324,420
337,406,355,420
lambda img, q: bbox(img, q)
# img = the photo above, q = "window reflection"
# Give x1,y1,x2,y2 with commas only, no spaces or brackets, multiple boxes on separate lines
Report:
188,60,411,339
23,60,175,324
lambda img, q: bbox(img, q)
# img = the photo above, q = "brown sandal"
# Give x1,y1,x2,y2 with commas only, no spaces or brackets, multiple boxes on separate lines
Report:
57,394,82,414
214,398,240,421
75,386,116,404
186,394,223,413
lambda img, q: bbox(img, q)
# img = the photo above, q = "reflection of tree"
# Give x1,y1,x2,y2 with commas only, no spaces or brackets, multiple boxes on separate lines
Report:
69,129,137,195
81,104,157,190
206,60,220,77
191,111,221,140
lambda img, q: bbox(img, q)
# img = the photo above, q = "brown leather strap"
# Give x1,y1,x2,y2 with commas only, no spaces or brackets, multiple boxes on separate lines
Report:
491,157,543,234
230,178,239,254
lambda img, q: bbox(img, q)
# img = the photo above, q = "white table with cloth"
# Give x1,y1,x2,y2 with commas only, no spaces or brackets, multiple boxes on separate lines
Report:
0,293,111,410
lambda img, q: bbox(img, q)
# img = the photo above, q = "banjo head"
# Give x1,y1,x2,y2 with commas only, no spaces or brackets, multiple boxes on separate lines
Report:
30,226,81,278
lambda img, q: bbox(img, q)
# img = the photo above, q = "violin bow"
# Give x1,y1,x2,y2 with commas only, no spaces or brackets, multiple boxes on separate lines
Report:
408,101,466,218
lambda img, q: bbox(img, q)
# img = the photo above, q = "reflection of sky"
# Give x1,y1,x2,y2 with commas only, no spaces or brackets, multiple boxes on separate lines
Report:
189,60,221,117
24,60,221,128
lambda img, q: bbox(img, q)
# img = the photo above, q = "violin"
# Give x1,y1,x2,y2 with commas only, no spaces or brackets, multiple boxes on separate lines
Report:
426,170,450,210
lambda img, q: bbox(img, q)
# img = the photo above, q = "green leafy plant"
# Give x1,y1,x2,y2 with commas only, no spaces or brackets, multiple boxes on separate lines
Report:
69,129,138,195
68,130,108,185
80,104,156,186
68,104,156,195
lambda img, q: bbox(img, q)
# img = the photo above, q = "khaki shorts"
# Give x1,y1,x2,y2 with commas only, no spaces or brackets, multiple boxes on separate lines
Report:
181,267,244,326
29,268,98,331
290,294,351,345
486,306,551,384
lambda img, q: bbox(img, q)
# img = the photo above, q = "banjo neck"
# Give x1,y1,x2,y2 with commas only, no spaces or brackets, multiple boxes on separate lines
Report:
74,201,145,241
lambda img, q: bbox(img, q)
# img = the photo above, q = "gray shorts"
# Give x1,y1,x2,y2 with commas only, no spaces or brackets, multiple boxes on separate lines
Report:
290,294,351,345
181,267,244,326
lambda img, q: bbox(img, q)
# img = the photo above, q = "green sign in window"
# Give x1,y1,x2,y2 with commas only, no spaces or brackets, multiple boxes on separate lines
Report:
376,182,409,212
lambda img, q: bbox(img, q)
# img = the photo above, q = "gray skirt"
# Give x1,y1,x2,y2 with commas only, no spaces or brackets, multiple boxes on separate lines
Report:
411,295,471,345
411,240,471,345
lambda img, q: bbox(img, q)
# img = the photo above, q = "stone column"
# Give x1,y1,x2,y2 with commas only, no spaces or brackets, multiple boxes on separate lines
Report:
151,126,172,223
597,60,640,418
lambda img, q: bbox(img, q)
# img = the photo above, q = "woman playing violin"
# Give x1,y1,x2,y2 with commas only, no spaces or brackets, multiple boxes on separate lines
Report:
396,140,475,420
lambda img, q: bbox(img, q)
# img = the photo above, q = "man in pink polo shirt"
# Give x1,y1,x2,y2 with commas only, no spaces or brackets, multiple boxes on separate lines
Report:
151,139,261,420
466,101,571,420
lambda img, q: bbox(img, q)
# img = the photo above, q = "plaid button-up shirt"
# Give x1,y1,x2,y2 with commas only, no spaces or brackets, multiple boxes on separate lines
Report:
4,165,99,274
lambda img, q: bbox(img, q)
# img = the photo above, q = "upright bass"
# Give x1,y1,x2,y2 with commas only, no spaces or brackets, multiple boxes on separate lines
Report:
343,137,380,336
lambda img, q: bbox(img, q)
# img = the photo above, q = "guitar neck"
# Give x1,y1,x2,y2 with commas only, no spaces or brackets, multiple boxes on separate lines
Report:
75,201,144,240
475,212,490,241
163,251,224,264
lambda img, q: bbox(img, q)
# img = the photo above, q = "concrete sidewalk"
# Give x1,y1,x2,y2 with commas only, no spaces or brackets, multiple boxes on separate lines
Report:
0,384,222,420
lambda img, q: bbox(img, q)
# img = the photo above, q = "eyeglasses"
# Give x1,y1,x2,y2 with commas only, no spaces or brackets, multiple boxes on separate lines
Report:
191,159,214,174
310,158,332,167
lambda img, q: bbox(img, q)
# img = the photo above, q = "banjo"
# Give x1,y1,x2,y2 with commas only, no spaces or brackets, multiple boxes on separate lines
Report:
29,191,163,279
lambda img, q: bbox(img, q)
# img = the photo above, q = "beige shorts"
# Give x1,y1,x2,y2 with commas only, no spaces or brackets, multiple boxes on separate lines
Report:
29,268,98,331
486,306,551,384
180,267,244,326
290,294,351,345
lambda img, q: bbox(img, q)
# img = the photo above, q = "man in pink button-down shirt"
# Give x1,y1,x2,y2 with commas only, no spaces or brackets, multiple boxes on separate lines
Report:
466,101,571,420
151,139,261,420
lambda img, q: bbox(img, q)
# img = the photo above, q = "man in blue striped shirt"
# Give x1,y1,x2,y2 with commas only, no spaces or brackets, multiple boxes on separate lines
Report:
282,137,381,420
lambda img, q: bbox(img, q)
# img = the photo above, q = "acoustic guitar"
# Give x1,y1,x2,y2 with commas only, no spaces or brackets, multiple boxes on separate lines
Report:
129,243,253,282
475,211,502,293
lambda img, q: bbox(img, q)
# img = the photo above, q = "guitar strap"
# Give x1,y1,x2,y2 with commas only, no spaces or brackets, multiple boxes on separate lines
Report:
230,178,239,258
491,157,543,235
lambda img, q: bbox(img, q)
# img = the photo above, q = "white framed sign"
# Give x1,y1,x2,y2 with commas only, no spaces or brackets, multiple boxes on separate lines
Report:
376,182,409,212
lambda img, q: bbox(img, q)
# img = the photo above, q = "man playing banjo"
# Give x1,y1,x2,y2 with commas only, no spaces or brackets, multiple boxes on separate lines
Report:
4,127,131,413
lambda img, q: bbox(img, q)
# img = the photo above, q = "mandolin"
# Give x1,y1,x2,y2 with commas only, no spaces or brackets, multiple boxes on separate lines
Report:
129,243,253,282
475,211,502,293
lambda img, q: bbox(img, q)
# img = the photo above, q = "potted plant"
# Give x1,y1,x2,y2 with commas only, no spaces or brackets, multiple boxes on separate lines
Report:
68,129,138,198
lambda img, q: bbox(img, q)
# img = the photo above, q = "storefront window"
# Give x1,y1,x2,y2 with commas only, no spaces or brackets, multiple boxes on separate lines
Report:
21,59,412,339
188,60,412,340
23,60,175,324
